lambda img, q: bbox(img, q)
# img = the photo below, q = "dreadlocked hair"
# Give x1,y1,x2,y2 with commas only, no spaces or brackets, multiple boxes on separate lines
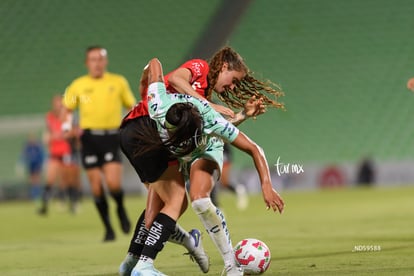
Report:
207,46,285,110
218,74,285,109
132,103,203,158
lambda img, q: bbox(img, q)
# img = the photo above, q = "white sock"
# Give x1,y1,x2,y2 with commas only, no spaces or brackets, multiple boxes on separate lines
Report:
138,255,154,264
168,224,195,251
192,197,235,267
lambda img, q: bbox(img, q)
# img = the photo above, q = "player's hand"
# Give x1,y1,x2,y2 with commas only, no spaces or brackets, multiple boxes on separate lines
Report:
262,187,284,214
244,96,266,118
211,103,235,118
407,78,414,91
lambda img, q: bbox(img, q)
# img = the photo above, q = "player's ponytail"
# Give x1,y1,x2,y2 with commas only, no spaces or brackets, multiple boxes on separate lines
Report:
132,103,203,158
164,103,203,157
207,46,285,110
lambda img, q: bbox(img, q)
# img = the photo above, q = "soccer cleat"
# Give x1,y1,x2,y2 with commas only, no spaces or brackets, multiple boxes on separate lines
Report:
221,264,244,276
235,184,248,210
119,253,139,276
186,229,210,273
103,229,115,242
131,261,167,276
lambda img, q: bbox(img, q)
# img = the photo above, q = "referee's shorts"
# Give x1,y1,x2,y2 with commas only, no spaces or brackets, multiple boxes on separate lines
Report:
80,128,122,169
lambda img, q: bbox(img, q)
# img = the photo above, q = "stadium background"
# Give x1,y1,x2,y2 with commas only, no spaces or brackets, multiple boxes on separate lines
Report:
1,0,414,198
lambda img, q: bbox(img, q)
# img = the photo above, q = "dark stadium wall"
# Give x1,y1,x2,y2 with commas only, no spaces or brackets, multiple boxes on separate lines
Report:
183,0,253,61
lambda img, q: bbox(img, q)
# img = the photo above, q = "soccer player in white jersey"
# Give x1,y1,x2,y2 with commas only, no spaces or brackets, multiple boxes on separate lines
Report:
121,58,284,276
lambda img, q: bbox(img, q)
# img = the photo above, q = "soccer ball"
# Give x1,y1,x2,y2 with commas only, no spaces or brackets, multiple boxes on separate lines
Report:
234,238,271,275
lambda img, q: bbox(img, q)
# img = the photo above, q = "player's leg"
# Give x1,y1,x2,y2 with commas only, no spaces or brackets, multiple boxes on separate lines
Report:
131,165,186,275
120,183,209,275
29,165,42,201
146,185,210,273
62,162,80,214
118,117,209,274
81,130,116,241
189,158,243,275
86,167,115,241
38,158,61,215
103,161,131,234
103,132,131,234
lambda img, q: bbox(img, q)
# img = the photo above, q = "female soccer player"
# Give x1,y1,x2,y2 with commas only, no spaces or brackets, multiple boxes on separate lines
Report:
121,58,284,276
39,95,79,215
120,47,284,275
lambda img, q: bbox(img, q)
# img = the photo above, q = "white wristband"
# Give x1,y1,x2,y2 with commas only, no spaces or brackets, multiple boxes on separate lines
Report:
62,122,72,132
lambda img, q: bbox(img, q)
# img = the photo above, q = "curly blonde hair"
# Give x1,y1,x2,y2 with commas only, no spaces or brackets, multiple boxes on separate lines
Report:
206,46,284,110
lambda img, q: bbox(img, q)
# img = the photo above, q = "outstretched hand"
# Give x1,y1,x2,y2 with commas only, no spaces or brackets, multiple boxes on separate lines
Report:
263,187,284,214
244,96,266,118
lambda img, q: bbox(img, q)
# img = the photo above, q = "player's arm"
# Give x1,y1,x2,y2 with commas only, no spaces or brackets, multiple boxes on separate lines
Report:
147,58,164,84
230,132,284,214
168,68,235,118
168,68,205,100
42,119,51,146
145,58,170,120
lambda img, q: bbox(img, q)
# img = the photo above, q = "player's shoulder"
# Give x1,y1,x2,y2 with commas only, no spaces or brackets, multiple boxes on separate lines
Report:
187,59,208,66
182,59,209,71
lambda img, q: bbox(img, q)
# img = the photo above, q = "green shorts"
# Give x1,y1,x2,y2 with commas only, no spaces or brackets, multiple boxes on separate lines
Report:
180,136,224,183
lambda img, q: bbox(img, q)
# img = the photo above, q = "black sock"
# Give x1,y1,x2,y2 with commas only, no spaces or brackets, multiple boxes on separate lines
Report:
128,209,149,256
111,189,130,233
110,189,124,209
56,187,66,202
67,186,78,212
40,185,52,210
67,187,76,202
141,213,176,260
93,195,113,232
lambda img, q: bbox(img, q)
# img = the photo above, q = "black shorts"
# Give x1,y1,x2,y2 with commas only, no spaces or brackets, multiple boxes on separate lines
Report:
119,116,176,183
80,129,122,169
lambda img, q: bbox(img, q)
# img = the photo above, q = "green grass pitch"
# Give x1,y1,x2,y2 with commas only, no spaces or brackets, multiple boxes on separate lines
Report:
0,186,413,275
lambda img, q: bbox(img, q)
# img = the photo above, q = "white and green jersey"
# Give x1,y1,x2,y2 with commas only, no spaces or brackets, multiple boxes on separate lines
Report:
147,82,239,170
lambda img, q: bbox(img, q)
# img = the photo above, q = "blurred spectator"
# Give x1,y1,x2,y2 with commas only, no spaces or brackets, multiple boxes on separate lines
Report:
39,95,78,215
21,132,44,200
61,113,83,213
356,157,375,186
62,46,136,241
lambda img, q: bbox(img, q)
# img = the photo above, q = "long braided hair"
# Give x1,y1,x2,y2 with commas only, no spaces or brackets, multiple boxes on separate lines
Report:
206,46,284,110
